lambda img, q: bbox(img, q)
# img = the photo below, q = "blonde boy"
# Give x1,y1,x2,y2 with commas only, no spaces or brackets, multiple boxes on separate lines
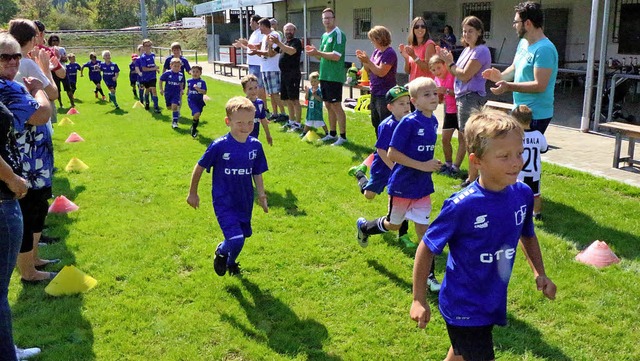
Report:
302,71,328,136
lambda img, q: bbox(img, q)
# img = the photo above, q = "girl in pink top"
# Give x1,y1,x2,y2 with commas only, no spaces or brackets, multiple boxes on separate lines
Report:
398,17,436,81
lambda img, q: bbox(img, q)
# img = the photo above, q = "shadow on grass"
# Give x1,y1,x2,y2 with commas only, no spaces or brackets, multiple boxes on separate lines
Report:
366,259,441,304
495,314,571,360
540,199,640,259
222,278,341,360
12,175,94,359
264,189,306,216
341,141,375,164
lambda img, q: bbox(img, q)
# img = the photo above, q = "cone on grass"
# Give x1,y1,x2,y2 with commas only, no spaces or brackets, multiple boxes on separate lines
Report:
58,117,74,126
48,195,79,214
65,132,84,143
45,265,98,296
132,101,144,108
66,108,79,115
575,240,620,268
65,157,89,172
302,130,321,142
363,153,375,168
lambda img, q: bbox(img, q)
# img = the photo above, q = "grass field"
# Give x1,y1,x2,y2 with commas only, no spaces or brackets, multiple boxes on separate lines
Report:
8,55,640,360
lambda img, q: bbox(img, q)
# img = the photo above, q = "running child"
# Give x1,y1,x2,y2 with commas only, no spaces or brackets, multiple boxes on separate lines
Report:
139,39,161,113
356,77,443,292
410,109,556,361
513,105,548,220
429,55,463,178
241,74,272,146
186,65,207,138
187,96,269,276
159,58,185,128
301,72,328,137
129,54,139,99
65,53,81,108
100,50,120,109
80,52,105,100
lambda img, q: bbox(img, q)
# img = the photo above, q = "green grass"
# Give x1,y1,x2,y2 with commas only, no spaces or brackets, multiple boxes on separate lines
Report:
9,55,640,360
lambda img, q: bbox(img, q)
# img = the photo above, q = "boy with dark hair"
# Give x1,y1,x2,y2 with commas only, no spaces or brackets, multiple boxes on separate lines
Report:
186,65,207,138
139,39,161,113
159,58,185,129
187,96,269,276
65,53,81,107
410,109,556,361
80,52,105,100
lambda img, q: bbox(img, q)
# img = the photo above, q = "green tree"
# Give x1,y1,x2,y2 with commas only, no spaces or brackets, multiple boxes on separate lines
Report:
17,0,52,20
160,3,193,23
94,0,138,29
0,0,19,24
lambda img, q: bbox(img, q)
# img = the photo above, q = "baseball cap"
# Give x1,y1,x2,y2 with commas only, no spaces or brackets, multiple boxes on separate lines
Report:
131,53,139,60
385,85,409,104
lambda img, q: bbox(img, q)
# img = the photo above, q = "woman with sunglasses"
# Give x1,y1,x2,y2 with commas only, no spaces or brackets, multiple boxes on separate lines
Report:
399,17,436,81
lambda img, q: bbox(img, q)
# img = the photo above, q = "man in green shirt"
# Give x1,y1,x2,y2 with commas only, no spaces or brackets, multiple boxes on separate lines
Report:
305,8,348,146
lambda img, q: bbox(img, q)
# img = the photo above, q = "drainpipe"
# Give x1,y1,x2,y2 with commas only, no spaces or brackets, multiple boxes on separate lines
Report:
581,0,602,132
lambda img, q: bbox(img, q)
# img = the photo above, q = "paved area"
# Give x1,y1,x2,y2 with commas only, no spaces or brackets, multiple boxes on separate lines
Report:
196,61,640,188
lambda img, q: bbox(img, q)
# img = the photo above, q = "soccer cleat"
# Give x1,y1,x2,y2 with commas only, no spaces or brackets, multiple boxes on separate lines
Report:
320,134,337,142
459,179,472,188
228,263,242,276
438,164,451,174
190,125,198,138
348,164,368,177
331,137,347,146
15,346,41,360
447,167,460,178
213,243,227,276
427,274,441,292
154,107,161,114
534,213,543,221
102,96,106,101
398,234,416,248
356,217,369,248
144,103,150,110
172,121,178,129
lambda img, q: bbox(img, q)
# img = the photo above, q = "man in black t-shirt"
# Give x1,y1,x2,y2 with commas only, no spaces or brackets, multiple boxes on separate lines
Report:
273,23,303,129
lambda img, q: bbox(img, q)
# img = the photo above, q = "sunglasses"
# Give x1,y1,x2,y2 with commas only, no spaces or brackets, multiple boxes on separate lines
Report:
414,24,427,29
0,53,22,62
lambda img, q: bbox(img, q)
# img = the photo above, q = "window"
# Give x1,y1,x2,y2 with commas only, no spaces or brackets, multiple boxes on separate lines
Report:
308,8,326,38
353,8,371,40
462,2,491,39
613,0,640,54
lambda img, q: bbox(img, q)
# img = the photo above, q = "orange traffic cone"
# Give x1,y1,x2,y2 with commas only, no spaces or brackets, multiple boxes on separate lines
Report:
575,240,620,268
65,132,84,143
66,108,79,115
48,195,79,213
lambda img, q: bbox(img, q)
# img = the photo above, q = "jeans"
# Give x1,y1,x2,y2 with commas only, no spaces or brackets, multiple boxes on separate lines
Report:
0,199,22,361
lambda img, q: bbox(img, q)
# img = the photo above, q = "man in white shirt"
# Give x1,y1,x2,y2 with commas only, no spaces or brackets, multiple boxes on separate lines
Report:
249,18,285,119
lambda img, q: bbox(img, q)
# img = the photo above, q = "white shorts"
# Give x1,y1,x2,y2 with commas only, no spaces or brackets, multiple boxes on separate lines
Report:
305,119,326,128
387,195,432,225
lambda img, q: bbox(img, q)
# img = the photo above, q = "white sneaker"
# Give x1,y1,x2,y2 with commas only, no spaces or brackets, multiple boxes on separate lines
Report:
16,346,41,360
427,275,441,292
320,134,337,142
331,137,347,146
172,121,178,129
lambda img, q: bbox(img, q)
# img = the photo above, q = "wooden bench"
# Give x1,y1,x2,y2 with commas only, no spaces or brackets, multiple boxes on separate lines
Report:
236,64,249,79
599,122,640,168
213,61,234,77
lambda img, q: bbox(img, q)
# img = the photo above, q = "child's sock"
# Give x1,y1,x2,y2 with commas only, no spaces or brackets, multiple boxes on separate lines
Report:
398,220,409,237
446,161,453,167
144,93,150,105
152,95,159,109
355,171,368,193
109,93,117,107
340,132,347,139
139,89,145,101
172,111,179,122
224,235,245,265
133,88,138,98
360,217,388,235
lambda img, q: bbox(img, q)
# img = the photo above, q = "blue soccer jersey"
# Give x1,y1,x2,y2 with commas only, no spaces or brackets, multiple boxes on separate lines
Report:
100,62,120,88
134,58,143,82
198,134,268,221
160,71,184,95
387,110,438,199
82,60,102,82
139,52,157,82
187,78,206,112
129,61,138,82
423,181,535,327
66,63,81,84
163,56,191,75
369,114,400,188
250,98,266,138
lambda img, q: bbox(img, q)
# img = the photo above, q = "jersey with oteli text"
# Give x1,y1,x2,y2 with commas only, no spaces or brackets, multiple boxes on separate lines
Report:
160,70,184,97
66,63,81,83
187,78,206,104
100,62,120,87
139,52,158,82
82,60,102,82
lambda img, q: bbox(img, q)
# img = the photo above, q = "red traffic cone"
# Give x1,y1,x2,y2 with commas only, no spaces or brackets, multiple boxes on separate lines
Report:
363,153,375,168
575,240,620,268
66,108,79,115
48,195,79,213
65,132,84,143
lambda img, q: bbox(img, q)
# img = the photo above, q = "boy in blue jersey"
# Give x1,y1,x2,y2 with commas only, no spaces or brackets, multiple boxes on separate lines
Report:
187,96,269,276
356,77,443,291
129,54,139,99
100,50,120,109
80,52,105,100
159,58,185,128
134,44,145,102
65,53,81,108
186,65,207,138
139,39,161,113
241,74,272,146
410,109,556,361
163,42,192,80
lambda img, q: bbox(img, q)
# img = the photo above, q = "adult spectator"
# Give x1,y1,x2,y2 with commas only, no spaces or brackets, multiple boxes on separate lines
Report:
440,25,457,49
233,15,268,107
272,22,303,129
47,34,71,108
437,16,491,188
482,1,558,134
305,8,348,146
399,17,436,81
249,18,285,121
356,25,397,135
269,18,284,40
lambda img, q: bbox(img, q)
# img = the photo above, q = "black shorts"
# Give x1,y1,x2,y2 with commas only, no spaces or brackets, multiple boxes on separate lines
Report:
19,187,53,253
443,112,459,130
280,71,301,101
141,79,157,89
522,176,541,196
446,323,495,361
320,80,343,103
92,79,102,86
130,79,137,87
53,73,71,92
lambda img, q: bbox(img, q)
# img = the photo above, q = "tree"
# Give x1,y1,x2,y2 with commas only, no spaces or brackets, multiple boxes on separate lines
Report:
160,3,193,23
94,0,138,29
17,0,53,20
0,0,19,24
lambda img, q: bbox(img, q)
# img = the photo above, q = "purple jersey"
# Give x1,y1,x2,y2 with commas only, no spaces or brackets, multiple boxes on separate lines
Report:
82,60,102,82
369,114,400,187
66,63,81,83
100,62,120,87
160,70,184,97
187,78,206,105
139,52,157,82
250,98,266,139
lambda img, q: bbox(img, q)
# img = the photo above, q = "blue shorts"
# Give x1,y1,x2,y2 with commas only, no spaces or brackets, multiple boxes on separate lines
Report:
104,81,117,90
248,65,264,88
363,174,388,194
217,214,252,240
188,100,205,115
164,92,182,107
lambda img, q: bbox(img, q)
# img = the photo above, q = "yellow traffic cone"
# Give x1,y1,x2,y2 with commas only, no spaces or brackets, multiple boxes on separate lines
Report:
302,130,321,142
58,117,74,126
132,101,144,108
44,265,98,296
65,157,89,172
